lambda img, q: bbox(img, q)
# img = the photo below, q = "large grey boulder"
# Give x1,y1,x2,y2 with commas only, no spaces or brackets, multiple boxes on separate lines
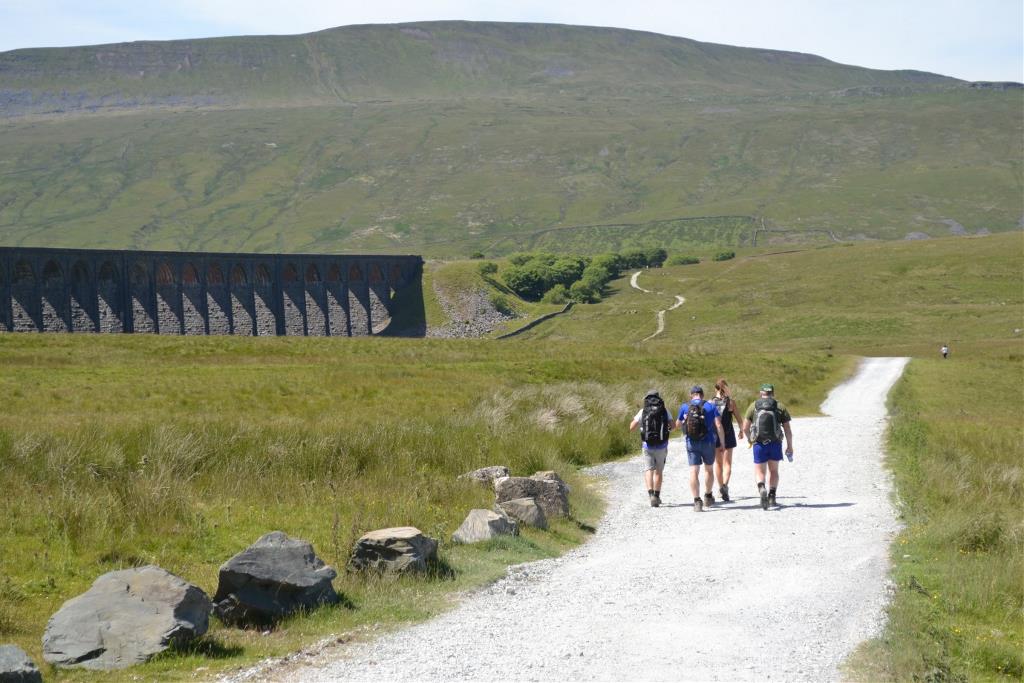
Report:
459,465,510,485
348,527,438,574
494,476,570,517
496,497,548,530
42,565,211,670
213,531,339,627
531,470,571,493
452,509,519,544
0,644,42,682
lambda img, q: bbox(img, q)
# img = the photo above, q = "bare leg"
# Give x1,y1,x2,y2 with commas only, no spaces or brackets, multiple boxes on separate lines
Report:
644,469,654,491
689,465,700,499
754,462,768,486
768,460,780,489
704,464,714,496
721,448,733,486
652,469,663,492
714,447,725,487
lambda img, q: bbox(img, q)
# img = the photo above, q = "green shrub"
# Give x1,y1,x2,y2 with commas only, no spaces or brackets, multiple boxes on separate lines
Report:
621,249,648,268
667,254,700,266
503,262,554,300
478,262,498,276
507,252,535,267
713,251,736,261
469,251,485,259
490,293,516,316
541,284,569,304
569,279,601,303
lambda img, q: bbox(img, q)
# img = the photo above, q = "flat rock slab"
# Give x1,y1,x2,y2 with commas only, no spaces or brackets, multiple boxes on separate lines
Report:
214,531,339,627
494,476,569,517
0,644,42,682
348,527,438,574
452,509,518,544
496,497,548,530
42,565,211,670
459,465,510,485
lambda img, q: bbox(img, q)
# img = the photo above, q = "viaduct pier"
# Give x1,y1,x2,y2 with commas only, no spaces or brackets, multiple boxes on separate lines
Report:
0,247,422,336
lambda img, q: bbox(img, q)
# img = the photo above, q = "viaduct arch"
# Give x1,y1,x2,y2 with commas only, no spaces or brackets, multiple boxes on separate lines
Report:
0,247,422,337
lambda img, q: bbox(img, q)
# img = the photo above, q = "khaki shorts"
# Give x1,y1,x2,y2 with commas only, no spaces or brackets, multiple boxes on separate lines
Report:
643,447,667,472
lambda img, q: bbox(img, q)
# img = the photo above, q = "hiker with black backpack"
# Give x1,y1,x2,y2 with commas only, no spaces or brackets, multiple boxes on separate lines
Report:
742,383,794,510
676,385,726,512
629,390,674,507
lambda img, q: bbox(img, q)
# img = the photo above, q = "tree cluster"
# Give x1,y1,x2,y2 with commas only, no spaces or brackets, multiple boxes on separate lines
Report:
501,248,667,303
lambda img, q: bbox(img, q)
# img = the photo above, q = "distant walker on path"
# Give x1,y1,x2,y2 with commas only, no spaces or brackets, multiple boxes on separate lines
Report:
941,343,950,359
742,383,794,510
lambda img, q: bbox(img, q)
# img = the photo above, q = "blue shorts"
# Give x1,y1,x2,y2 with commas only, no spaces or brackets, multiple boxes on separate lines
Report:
753,441,783,464
686,439,716,466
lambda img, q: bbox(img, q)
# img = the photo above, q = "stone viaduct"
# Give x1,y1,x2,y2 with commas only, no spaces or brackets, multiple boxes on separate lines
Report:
0,247,422,336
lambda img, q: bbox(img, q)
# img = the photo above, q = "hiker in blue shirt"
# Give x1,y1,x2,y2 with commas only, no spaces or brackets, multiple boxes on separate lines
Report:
677,385,726,512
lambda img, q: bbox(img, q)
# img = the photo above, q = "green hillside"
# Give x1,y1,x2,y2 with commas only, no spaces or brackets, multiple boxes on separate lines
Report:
0,22,1020,255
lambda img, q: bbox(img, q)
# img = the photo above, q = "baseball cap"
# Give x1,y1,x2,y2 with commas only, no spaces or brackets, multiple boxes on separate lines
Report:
760,383,775,392
645,389,660,398
690,385,703,395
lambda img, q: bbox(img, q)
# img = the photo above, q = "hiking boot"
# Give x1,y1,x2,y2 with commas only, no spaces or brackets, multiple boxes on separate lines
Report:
768,491,777,507
759,488,769,510
694,497,703,512
653,492,662,508
649,492,657,507
703,492,715,508
720,485,730,502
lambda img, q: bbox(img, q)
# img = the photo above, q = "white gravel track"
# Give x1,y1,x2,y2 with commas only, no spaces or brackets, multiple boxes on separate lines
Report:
642,295,686,342
238,357,909,682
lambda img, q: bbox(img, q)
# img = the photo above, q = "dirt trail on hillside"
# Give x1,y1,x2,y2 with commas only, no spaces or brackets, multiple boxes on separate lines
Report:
642,294,685,341
231,357,908,682
631,270,685,341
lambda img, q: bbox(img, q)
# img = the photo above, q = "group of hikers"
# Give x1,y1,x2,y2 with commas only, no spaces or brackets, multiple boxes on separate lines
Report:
629,379,794,511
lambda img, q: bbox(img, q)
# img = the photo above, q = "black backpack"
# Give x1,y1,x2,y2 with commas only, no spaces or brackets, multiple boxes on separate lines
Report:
683,400,708,440
751,397,783,445
641,394,669,447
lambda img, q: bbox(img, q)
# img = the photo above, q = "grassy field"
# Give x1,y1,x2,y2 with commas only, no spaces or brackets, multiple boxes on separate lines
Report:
846,354,1024,681
0,232,1020,680
0,331,840,681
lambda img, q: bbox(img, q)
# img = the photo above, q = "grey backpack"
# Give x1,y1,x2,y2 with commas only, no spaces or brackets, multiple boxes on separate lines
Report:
751,397,783,445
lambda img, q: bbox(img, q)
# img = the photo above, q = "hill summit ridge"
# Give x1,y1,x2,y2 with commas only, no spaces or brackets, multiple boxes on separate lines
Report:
1,20,963,117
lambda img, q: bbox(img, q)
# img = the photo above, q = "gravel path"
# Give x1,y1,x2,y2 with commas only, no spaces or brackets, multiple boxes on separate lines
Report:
642,295,686,342
629,270,651,293
237,357,908,682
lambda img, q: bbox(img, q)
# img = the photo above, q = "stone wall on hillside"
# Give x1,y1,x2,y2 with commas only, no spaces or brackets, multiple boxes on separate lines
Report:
0,247,422,337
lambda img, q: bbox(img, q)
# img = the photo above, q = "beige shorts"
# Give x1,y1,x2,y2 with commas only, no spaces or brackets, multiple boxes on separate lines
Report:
643,447,667,472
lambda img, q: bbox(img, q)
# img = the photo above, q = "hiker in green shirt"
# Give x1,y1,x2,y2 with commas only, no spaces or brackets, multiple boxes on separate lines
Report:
741,383,794,510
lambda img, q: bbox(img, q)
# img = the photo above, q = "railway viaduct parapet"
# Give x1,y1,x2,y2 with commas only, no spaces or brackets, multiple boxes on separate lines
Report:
0,247,422,336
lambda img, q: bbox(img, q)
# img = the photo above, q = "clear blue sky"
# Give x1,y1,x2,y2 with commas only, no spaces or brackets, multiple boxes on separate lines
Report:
1,0,1021,82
